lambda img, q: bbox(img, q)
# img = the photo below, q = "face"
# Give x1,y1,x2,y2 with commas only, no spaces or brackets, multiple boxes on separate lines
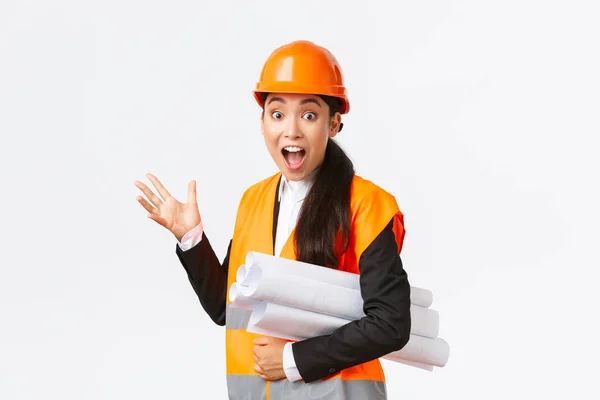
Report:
261,93,341,181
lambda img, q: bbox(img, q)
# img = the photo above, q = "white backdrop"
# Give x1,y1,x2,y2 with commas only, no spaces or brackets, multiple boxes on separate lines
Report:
1,0,599,398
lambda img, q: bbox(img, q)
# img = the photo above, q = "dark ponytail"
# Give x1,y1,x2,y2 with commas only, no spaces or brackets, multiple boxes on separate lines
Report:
295,136,355,268
261,93,355,268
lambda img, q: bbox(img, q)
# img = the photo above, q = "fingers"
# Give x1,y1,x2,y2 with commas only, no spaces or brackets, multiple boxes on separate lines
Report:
254,364,269,381
254,364,264,374
254,364,269,380
253,346,264,368
146,173,172,202
253,336,270,346
187,180,197,204
136,195,156,214
253,347,282,381
135,180,163,208
254,365,276,381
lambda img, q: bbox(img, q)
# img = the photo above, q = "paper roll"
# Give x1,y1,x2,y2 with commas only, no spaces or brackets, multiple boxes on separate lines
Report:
228,282,260,310
249,300,351,339
245,251,434,307
236,265,249,286
247,301,449,367
246,251,361,289
240,264,439,338
384,335,450,367
240,264,365,321
238,251,449,370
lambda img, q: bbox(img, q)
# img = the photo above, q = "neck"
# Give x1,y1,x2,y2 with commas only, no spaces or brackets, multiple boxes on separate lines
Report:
282,168,319,183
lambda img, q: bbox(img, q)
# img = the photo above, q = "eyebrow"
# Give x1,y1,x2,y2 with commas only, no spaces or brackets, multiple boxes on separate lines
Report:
267,97,322,107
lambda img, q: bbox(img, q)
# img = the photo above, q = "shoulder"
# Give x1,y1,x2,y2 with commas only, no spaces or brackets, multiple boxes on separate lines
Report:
350,175,399,211
348,175,405,256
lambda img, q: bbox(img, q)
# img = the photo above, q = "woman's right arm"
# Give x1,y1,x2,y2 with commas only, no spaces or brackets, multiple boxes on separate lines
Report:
175,227,231,326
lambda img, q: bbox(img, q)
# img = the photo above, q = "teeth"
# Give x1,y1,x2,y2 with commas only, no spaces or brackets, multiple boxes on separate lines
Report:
284,146,303,152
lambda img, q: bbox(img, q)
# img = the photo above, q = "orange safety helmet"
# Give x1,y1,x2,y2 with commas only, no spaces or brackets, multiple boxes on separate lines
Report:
253,40,350,114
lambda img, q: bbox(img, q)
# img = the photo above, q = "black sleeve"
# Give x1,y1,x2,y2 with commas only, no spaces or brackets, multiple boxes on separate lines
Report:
175,234,232,326
291,218,412,383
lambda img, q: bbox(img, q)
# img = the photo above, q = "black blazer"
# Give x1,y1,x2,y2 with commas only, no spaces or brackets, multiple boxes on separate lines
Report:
175,185,411,383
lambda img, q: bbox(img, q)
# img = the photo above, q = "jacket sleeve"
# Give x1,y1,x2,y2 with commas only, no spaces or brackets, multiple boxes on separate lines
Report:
291,218,412,383
175,234,232,326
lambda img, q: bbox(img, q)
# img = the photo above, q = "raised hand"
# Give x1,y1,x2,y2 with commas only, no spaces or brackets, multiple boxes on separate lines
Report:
135,173,201,242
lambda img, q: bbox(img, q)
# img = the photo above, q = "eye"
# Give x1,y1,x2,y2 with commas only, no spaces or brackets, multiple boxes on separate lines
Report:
271,111,283,119
303,112,316,120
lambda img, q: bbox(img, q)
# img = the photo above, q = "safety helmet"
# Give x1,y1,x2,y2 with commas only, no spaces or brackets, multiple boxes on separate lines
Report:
253,40,350,114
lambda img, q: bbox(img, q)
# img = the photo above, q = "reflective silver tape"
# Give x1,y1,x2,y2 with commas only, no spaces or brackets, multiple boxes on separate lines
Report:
226,374,267,400
225,304,251,330
270,377,387,400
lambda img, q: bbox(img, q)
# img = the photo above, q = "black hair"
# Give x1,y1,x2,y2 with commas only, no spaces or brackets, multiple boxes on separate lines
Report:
261,92,355,268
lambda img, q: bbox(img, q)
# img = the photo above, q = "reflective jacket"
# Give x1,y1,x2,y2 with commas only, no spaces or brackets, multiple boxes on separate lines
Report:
176,172,411,399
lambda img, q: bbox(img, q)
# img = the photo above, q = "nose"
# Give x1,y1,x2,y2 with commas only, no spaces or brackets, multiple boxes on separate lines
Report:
284,116,303,139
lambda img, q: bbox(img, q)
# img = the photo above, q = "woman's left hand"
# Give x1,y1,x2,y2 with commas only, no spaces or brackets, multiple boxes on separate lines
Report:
253,336,288,381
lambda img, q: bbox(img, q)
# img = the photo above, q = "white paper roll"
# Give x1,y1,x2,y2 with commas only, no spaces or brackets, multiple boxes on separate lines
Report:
249,301,352,339
245,251,434,308
411,304,440,338
228,282,260,310
236,265,249,286
409,287,434,308
246,301,449,367
246,251,361,289
239,264,439,338
384,335,450,367
240,264,365,320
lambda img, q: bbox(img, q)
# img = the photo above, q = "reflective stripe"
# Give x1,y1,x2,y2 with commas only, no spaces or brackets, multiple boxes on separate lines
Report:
226,374,267,400
225,375,386,400
226,304,251,330
270,378,387,399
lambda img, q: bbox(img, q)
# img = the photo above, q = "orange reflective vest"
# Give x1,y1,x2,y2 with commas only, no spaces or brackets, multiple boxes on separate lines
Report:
224,171,405,399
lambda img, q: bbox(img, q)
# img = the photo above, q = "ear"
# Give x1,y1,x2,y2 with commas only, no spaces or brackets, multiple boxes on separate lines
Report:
260,111,265,136
329,113,342,138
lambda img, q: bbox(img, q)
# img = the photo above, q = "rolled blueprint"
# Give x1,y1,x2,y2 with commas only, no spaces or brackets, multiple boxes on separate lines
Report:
245,251,362,289
239,264,364,320
248,299,351,339
382,334,450,367
245,251,434,307
228,282,260,310
236,265,248,286
238,263,439,338
247,301,449,367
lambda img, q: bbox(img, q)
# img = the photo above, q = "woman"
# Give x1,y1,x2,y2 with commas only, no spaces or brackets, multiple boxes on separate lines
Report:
135,40,412,400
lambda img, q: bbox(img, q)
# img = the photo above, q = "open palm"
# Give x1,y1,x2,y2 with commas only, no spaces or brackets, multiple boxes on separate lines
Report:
135,173,201,242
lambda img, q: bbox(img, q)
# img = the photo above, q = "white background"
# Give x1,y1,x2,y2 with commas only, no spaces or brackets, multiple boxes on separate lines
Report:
1,0,599,398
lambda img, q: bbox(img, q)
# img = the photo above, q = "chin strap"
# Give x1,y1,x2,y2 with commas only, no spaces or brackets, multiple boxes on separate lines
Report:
338,122,344,132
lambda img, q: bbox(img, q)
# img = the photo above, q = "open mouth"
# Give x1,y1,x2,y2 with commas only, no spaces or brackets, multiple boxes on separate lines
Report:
282,146,306,170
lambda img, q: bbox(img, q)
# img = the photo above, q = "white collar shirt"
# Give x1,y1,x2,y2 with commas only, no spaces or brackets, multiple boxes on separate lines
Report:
274,171,317,257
